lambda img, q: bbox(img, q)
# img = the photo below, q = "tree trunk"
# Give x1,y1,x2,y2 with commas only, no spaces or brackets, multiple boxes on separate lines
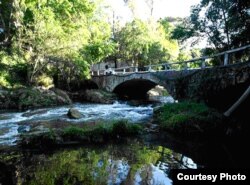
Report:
224,86,250,117
222,0,230,49
114,56,117,68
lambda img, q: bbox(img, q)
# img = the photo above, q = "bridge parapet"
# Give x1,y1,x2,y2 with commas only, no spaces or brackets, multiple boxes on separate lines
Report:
91,45,250,110
91,44,250,76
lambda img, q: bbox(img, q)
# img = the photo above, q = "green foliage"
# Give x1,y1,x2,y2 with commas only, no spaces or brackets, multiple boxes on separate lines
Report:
0,51,27,88
62,120,142,140
172,0,250,50
17,88,55,109
170,48,202,69
112,120,142,136
113,19,179,67
63,126,86,137
44,128,57,141
0,71,10,87
171,18,196,44
1,87,70,110
155,101,222,134
0,0,15,47
117,19,151,65
36,74,53,88
82,40,116,65
16,0,97,83
0,0,113,86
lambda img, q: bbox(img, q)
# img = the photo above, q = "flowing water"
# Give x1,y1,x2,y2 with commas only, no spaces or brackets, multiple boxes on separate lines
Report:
0,96,249,184
0,100,161,146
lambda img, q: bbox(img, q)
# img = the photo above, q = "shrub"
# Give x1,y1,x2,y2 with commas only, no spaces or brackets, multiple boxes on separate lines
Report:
155,101,223,135
36,74,54,88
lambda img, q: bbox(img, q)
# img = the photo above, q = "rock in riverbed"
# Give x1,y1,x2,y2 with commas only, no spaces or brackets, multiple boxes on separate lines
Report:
0,87,72,110
69,89,117,104
67,108,82,119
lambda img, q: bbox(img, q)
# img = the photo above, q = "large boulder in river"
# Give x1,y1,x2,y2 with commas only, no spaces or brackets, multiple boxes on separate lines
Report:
50,88,72,104
67,108,82,119
82,89,117,104
0,87,72,110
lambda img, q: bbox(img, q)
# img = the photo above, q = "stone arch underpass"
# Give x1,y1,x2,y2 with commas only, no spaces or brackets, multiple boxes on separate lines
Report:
91,61,250,111
113,79,159,99
91,70,197,99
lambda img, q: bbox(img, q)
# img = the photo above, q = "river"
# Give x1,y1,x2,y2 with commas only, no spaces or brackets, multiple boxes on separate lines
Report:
0,96,175,146
0,97,249,184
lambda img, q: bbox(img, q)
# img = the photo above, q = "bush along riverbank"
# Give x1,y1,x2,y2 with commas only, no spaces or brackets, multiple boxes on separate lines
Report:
153,101,228,138
19,120,143,148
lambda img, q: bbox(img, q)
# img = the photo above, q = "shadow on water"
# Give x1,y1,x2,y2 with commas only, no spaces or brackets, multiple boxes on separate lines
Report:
1,132,249,185
0,138,195,185
157,133,250,169
1,99,250,184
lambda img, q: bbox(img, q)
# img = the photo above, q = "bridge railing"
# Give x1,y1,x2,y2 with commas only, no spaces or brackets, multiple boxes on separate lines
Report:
91,44,250,76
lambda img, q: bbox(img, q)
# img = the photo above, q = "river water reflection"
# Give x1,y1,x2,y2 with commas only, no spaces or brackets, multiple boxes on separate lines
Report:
0,139,196,185
1,98,249,184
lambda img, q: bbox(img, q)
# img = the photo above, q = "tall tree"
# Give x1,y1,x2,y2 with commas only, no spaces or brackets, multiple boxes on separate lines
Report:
9,0,112,84
172,0,250,50
114,19,179,67
0,0,21,49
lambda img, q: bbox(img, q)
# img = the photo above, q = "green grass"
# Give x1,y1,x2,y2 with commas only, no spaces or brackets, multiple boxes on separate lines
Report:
20,120,143,148
154,101,223,135
62,120,142,140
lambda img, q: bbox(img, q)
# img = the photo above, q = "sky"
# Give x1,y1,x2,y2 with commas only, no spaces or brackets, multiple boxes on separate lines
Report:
105,0,201,22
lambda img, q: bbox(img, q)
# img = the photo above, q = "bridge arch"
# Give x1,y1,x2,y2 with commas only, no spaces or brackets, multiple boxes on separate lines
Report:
92,72,174,99
113,78,159,99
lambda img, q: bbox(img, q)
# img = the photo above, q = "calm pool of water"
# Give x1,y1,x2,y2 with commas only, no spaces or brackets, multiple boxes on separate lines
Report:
0,139,196,185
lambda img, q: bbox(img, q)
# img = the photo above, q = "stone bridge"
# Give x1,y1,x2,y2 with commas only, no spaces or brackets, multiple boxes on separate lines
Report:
92,61,250,111
92,69,198,99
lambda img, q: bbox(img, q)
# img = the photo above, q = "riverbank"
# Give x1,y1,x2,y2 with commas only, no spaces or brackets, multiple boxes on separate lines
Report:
0,87,72,110
153,101,249,138
1,96,248,147
1,123,250,185
19,120,142,148
16,101,246,148
1,100,250,185
0,101,154,146
0,86,117,110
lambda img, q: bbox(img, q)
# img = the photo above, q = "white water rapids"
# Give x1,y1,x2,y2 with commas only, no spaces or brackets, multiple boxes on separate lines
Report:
0,97,174,146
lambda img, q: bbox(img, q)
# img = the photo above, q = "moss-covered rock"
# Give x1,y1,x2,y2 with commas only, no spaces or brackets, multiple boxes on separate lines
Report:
154,101,225,136
0,87,72,110
50,88,72,104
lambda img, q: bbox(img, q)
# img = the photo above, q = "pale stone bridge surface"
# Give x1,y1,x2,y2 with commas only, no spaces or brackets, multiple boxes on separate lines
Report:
92,69,198,97
92,61,250,110
91,45,250,111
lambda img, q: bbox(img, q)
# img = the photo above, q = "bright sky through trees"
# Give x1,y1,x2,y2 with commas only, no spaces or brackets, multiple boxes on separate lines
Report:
105,0,201,22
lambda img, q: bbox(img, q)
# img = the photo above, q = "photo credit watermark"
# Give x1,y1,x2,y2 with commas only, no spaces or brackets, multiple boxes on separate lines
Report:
171,169,249,185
